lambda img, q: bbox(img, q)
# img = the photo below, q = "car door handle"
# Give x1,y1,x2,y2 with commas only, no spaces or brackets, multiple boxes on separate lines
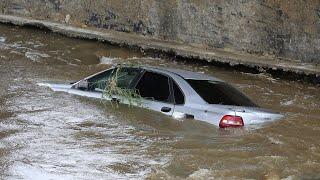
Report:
161,107,172,113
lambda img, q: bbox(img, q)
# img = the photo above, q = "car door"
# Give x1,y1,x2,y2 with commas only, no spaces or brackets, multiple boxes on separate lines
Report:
134,71,174,116
170,79,190,119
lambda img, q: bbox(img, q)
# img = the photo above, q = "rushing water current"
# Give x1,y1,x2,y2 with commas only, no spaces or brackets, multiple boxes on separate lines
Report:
0,24,319,179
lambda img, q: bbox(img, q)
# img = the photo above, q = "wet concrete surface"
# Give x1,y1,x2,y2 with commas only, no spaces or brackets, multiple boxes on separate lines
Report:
0,24,320,179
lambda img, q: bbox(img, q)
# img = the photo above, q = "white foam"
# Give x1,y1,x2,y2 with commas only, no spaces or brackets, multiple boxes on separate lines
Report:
25,51,50,61
267,135,284,145
280,99,294,106
9,162,73,180
37,82,52,87
188,169,212,179
99,56,160,65
100,56,118,65
0,36,6,43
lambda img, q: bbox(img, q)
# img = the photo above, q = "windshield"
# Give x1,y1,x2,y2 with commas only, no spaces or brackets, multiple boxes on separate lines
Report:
87,69,114,91
85,67,141,91
187,79,257,107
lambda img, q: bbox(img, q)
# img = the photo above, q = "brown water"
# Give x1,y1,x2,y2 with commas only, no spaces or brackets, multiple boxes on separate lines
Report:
0,24,319,179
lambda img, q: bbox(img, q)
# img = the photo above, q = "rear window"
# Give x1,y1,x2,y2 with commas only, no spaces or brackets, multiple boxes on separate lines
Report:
187,79,257,107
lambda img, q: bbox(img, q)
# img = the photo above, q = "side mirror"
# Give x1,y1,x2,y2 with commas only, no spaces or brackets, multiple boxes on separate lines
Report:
74,80,88,90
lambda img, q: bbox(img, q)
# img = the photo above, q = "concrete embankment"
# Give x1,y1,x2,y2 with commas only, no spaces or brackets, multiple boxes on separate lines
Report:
2,0,320,63
0,14,319,83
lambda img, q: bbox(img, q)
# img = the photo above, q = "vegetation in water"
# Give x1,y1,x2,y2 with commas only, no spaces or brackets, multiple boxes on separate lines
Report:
97,64,143,107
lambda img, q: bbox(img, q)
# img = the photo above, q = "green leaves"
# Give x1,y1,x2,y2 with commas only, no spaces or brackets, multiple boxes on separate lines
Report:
100,65,143,107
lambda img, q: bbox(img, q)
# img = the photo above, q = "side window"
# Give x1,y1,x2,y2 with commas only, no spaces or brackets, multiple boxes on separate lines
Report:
87,68,115,91
115,67,141,89
172,81,185,105
135,71,171,103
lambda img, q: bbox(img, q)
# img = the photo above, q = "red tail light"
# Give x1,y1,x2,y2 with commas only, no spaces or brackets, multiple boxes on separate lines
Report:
219,115,244,128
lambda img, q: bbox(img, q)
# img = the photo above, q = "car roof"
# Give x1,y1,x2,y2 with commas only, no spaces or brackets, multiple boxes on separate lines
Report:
141,66,224,82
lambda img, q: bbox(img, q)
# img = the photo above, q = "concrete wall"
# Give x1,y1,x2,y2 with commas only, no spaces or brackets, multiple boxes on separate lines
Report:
1,0,320,64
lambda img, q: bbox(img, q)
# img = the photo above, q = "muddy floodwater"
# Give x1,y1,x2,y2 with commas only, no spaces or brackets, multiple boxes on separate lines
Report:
0,24,320,179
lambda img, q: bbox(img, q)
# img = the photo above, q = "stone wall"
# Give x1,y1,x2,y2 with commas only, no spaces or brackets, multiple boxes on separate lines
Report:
1,0,319,63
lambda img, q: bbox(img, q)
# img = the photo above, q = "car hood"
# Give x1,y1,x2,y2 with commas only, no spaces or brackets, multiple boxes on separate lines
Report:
38,82,72,92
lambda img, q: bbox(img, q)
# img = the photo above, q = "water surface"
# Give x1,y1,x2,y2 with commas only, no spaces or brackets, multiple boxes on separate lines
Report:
0,24,319,179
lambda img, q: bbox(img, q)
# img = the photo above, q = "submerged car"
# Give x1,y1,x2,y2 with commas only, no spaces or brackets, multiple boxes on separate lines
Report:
44,66,283,128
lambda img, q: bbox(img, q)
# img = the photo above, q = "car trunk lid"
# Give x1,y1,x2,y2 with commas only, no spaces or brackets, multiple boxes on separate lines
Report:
229,106,284,125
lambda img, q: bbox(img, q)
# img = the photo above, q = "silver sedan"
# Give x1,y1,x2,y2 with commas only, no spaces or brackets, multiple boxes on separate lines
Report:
43,66,283,128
